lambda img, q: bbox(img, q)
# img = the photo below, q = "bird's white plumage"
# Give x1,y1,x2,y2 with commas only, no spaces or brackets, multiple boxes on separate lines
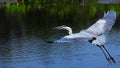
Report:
87,11,116,35
54,25,73,35
53,10,116,45
49,11,117,64
103,11,116,20
92,34,106,45
54,30,95,42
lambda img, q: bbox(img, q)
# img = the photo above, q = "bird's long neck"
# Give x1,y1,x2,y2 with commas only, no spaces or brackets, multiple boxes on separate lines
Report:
66,27,73,35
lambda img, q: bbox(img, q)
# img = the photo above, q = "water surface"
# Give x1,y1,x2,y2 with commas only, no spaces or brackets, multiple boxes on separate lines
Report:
0,0,120,68
0,26,120,68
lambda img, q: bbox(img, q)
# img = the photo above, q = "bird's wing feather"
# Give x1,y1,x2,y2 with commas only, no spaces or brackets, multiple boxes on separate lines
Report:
50,11,116,43
54,30,94,43
87,10,116,35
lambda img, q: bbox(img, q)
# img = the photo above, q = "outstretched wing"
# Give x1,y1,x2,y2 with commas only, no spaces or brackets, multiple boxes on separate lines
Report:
46,11,117,43
87,10,116,35
54,30,94,43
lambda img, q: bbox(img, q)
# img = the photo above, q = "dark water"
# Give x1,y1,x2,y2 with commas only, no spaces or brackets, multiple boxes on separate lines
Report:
0,26,120,68
0,0,120,68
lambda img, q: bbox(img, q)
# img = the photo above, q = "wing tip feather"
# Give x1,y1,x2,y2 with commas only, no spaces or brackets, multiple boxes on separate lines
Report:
103,10,116,20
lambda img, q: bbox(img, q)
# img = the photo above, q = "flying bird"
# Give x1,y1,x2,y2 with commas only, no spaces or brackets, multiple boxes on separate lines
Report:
46,10,117,64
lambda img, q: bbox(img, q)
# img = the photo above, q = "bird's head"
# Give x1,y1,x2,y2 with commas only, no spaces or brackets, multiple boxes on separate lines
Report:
53,25,73,35
53,25,70,30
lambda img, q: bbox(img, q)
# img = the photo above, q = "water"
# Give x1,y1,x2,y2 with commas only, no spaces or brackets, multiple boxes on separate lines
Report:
0,25,120,68
97,0,120,4
0,0,120,68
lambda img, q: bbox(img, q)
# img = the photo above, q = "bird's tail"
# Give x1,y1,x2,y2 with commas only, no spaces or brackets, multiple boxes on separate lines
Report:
103,10,116,20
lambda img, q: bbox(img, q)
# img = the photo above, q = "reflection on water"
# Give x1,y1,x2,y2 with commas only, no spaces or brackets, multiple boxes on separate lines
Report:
0,25,120,68
0,1,120,68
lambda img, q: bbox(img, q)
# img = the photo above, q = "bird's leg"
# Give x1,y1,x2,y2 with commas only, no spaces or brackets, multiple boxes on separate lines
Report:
96,45,112,64
101,45,116,63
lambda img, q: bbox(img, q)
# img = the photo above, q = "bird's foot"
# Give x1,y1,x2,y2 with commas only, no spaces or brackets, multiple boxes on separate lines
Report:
110,56,116,63
107,57,116,64
107,58,112,64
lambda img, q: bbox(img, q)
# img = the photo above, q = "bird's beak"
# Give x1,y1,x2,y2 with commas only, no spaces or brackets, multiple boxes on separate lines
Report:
52,26,62,30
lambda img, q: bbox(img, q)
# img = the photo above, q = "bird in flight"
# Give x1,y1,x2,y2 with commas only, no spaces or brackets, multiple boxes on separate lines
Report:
46,10,117,64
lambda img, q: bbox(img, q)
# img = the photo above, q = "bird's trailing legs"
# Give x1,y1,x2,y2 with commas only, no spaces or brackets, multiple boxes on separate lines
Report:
101,45,116,63
96,45,115,64
97,45,112,64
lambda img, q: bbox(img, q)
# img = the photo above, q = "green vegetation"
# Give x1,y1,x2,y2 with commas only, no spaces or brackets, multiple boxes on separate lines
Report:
2,0,120,15
0,0,120,29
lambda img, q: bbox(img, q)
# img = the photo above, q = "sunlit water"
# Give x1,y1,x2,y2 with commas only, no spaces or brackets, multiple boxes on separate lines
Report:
0,28,120,68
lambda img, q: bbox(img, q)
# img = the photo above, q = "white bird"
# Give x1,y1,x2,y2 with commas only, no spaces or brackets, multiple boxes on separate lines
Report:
46,10,117,64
